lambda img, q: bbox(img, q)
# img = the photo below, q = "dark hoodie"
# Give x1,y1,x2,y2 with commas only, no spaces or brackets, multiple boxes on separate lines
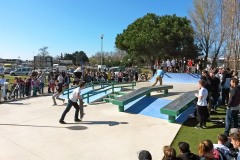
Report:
177,152,200,160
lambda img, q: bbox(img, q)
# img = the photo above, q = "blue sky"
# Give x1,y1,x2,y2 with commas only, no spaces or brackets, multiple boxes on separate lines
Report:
0,0,192,61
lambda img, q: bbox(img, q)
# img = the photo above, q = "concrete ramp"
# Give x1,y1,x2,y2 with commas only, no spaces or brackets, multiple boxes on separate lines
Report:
150,73,200,84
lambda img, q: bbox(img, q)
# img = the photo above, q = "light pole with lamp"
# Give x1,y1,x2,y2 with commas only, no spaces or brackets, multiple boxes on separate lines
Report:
100,34,104,67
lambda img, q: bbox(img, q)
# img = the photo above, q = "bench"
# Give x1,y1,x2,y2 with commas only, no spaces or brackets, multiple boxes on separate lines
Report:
160,90,197,123
112,85,173,112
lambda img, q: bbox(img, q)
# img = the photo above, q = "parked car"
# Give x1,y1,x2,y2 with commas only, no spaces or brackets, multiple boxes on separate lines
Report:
10,67,31,76
4,68,12,74
0,67,4,76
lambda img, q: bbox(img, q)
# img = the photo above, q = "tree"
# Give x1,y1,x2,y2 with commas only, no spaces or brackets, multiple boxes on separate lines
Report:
190,0,240,69
223,0,240,69
115,14,198,68
189,0,219,68
73,51,89,66
37,46,50,68
89,50,126,67
38,46,49,57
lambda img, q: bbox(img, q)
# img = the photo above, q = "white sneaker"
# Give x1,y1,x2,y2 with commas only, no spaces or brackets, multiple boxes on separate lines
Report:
188,114,195,118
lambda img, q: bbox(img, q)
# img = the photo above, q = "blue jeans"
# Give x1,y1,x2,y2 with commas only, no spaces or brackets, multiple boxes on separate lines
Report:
60,99,83,121
40,82,44,93
224,108,239,135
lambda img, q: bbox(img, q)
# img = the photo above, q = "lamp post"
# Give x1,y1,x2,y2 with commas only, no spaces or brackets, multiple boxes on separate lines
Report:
100,34,104,66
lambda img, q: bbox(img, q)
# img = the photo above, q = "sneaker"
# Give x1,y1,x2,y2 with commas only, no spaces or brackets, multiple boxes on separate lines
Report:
52,103,57,106
202,126,207,129
62,99,65,103
188,114,195,118
59,120,67,124
74,119,82,122
195,126,203,129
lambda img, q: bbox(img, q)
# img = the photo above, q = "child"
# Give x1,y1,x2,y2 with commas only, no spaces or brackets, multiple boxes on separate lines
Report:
48,77,55,93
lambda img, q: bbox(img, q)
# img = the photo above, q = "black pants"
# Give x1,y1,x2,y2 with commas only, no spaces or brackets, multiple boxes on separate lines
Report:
196,105,208,127
60,99,83,121
222,88,230,105
74,72,82,79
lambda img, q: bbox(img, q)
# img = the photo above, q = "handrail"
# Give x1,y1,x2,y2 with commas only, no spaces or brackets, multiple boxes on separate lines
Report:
62,81,136,104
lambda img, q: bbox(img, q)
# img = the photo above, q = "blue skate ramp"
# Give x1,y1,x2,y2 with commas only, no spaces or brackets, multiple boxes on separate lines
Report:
124,96,195,124
59,86,121,104
150,73,200,84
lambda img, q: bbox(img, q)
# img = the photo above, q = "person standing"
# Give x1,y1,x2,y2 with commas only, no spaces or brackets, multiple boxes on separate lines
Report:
224,77,240,136
52,80,65,106
195,80,208,129
221,68,231,105
209,71,220,111
59,81,85,124
37,72,45,94
152,66,165,86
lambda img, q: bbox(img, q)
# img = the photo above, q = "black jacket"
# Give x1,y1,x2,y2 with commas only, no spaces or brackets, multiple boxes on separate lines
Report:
177,152,200,160
228,86,240,107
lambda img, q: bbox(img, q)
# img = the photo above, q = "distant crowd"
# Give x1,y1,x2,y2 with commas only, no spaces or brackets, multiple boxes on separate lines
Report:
0,66,149,103
153,58,204,74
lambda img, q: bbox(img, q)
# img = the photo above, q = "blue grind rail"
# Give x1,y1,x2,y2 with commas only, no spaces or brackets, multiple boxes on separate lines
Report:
150,73,201,84
59,86,121,104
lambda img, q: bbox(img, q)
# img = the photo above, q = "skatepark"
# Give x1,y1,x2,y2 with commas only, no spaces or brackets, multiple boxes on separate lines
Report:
0,73,200,160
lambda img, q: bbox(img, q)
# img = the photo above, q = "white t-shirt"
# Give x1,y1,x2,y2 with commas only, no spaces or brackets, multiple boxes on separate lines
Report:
74,67,82,73
70,87,81,102
57,75,64,84
197,87,208,106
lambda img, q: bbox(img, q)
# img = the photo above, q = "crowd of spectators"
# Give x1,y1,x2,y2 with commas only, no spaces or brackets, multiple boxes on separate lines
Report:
138,128,240,160
153,58,204,74
0,66,150,102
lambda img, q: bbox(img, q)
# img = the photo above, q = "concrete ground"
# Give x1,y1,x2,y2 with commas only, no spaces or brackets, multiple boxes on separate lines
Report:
0,82,197,160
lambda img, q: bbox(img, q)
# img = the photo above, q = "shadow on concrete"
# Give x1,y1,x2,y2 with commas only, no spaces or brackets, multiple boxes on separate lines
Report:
0,123,88,130
125,97,157,114
66,126,88,130
79,121,128,126
2,102,30,105
152,92,184,99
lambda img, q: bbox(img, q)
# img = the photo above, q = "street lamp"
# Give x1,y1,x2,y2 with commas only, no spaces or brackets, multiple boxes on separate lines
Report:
100,34,104,66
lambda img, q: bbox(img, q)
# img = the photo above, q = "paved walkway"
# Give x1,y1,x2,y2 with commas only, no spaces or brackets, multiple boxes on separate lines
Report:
0,82,197,160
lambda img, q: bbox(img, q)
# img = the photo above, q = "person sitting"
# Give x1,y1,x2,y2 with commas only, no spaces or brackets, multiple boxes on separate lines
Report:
213,134,230,152
137,150,152,160
198,139,221,160
162,146,180,160
228,133,240,159
177,142,199,160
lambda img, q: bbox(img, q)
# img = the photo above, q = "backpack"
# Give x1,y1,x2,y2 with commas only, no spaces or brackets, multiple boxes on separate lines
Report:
215,148,235,160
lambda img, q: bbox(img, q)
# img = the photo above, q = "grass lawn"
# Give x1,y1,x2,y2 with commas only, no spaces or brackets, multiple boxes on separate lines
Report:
171,106,226,155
